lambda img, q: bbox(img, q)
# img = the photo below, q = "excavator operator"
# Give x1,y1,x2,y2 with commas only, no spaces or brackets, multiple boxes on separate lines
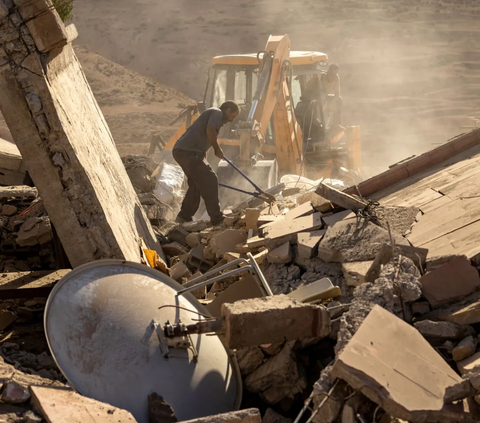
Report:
173,101,240,226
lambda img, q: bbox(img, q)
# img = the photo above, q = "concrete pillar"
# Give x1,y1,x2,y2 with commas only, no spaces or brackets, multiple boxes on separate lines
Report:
0,0,162,266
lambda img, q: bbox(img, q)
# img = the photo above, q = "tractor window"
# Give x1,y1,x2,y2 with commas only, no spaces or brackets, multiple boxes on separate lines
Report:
290,77,302,108
234,70,247,106
213,69,227,108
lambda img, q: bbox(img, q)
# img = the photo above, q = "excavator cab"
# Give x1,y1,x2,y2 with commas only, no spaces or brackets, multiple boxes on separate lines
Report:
164,35,362,209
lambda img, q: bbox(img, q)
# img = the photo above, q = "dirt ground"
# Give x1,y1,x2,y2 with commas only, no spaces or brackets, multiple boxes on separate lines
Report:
70,0,480,176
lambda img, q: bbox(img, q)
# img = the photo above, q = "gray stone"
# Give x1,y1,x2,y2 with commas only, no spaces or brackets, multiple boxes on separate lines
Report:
245,342,306,404
453,336,478,362
2,381,30,403
148,392,178,423
236,347,264,376
262,408,292,423
23,410,42,423
414,320,475,341
186,232,202,248
444,379,475,403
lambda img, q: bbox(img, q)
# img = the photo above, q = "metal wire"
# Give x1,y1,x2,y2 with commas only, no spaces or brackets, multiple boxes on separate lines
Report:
157,305,212,320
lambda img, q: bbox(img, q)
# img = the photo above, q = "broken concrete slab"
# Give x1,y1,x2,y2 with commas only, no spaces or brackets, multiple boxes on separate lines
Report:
426,254,468,272
30,385,136,422
263,213,323,240
315,182,367,211
16,217,52,246
342,261,372,287
458,352,480,376
245,342,306,404
453,336,478,362
414,320,475,341
332,305,471,423
206,229,247,260
296,230,325,259
287,278,341,303
317,219,408,263
373,206,420,236
420,256,480,309
0,2,162,266
167,226,189,246
267,242,291,264
422,290,480,325
221,295,331,349
180,409,261,423
321,210,355,227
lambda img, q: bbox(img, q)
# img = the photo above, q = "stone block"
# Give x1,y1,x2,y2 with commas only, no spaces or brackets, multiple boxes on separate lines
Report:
420,256,480,308
162,242,189,257
453,336,478,362
186,233,201,248
267,242,292,264
332,305,468,422
296,230,325,259
342,261,372,287
317,220,407,263
245,342,306,404
209,229,247,260
2,381,30,404
458,352,480,376
169,261,190,282
15,0,69,53
321,209,354,227
414,320,475,340
168,226,189,246
221,295,331,350
422,290,480,325
180,409,261,423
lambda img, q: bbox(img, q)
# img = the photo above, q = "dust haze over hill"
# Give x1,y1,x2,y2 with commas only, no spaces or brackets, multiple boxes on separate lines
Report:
0,0,475,176
72,0,480,174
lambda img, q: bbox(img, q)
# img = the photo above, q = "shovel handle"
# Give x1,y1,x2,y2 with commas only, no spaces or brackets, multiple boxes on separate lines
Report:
223,157,263,193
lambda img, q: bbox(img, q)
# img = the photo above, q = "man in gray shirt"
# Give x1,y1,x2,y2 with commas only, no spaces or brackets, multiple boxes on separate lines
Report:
173,101,240,225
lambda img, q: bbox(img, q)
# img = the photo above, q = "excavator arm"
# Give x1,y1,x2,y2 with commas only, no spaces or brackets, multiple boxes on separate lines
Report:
237,35,303,176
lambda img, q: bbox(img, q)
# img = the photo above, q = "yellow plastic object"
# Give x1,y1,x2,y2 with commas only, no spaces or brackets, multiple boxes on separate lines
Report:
287,278,341,303
212,51,328,66
143,248,168,274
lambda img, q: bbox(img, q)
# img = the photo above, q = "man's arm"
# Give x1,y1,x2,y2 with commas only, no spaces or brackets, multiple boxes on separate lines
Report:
207,126,224,159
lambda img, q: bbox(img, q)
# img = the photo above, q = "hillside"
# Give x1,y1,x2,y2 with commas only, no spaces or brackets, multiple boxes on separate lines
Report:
71,0,480,173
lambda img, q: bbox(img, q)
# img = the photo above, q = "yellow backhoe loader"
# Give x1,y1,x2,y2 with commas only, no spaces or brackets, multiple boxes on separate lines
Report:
163,35,361,207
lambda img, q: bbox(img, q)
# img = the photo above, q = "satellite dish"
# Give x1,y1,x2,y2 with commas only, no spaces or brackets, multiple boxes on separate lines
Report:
44,260,241,423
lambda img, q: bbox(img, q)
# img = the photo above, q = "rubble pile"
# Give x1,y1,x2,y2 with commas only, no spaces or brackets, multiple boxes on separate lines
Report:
141,175,480,422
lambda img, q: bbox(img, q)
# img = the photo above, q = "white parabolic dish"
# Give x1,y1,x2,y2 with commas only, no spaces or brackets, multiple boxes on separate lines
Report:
44,260,240,423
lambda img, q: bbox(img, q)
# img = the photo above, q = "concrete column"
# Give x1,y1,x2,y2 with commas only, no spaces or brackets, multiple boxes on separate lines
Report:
0,0,162,266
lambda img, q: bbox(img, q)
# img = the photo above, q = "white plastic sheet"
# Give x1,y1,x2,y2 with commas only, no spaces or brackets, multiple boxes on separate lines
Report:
153,162,185,205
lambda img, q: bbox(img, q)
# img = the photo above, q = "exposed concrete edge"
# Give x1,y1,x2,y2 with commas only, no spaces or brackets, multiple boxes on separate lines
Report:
331,361,476,423
345,129,480,198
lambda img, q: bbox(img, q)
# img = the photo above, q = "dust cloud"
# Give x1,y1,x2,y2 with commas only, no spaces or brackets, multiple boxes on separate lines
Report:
71,0,480,176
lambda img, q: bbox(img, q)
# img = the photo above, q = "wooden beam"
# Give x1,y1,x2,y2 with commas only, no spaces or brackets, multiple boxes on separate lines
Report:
316,182,367,211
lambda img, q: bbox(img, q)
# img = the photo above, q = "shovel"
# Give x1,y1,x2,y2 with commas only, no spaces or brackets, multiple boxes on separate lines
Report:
218,157,276,204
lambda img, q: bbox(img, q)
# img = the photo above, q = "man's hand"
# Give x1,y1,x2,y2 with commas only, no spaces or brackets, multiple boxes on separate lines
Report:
214,147,225,159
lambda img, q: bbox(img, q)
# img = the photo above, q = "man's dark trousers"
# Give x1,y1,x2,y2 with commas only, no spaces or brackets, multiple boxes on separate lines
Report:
173,149,223,223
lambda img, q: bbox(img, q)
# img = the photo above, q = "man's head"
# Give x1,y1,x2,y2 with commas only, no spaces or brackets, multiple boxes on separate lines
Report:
327,64,339,76
220,101,240,123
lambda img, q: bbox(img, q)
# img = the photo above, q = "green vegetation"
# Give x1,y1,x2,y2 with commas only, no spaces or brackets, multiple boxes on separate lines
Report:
52,0,74,22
